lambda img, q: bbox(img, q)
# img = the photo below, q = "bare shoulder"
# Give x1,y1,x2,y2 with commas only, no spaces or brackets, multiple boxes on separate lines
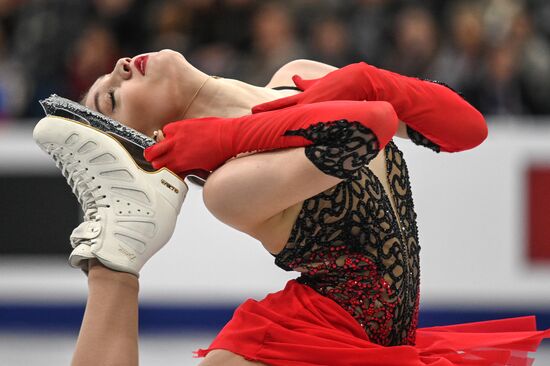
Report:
265,59,338,88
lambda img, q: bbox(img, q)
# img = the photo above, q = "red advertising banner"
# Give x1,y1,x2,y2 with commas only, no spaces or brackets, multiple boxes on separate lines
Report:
527,164,550,262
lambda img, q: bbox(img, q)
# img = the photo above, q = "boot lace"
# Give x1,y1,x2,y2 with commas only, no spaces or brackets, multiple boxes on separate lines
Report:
46,145,110,221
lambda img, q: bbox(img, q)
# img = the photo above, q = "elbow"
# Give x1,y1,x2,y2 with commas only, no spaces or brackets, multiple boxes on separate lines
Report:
472,110,488,147
445,106,488,152
202,174,234,225
202,167,258,232
461,107,488,151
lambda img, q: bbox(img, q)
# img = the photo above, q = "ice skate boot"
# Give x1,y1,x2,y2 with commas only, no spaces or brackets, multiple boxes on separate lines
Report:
33,115,188,275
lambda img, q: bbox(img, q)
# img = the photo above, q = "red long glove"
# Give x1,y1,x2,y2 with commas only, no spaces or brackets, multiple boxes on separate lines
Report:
252,62,487,153
144,100,398,177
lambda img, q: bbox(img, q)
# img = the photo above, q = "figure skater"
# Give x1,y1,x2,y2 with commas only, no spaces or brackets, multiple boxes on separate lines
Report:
35,49,549,366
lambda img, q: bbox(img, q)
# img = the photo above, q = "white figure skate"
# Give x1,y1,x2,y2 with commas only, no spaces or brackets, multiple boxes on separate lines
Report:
33,116,188,275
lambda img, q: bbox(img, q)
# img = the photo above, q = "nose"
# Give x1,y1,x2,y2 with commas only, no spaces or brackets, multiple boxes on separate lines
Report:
115,57,132,80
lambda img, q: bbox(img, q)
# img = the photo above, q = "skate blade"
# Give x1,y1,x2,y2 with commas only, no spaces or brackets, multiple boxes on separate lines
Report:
40,94,207,184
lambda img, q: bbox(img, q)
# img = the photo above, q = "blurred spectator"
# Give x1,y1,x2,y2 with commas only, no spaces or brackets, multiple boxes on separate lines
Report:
478,44,525,115
146,0,191,54
66,23,121,102
431,1,485,108
11,0,88,117
241,2,305,85
0,0,20,42
2,0,550,119
0,26,28,120
188,0,255,51
477,0,550,115
308,16,359,67
511,8,550,114
189,43,240,78
350,0,394,66
92,0,146,55
385,6,439,77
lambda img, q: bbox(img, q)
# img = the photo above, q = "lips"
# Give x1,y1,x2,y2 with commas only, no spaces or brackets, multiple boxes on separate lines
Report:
134,55,148,76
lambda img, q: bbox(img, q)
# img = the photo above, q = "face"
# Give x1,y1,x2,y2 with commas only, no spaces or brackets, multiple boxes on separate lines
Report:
85,49,187,136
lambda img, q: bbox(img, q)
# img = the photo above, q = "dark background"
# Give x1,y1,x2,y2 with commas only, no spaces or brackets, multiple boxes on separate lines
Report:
0,175,79,254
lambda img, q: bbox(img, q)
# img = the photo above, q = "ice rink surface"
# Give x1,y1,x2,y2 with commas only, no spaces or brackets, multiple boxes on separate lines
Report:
1,332,549,366
0,332,212,366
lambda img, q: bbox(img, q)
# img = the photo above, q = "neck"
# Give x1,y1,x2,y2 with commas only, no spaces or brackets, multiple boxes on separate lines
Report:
180,75,211,119
182,77,296,119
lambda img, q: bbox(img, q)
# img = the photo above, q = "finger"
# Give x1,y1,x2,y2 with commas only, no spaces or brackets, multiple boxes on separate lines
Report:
292,75,317,90
251,95,299,113
150,152,177,171
143,140,173,162
150,158,165,171
153,129,165,142
162,122,179,136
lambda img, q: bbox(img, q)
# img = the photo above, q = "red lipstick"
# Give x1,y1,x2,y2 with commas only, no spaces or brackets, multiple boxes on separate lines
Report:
134,55,148,76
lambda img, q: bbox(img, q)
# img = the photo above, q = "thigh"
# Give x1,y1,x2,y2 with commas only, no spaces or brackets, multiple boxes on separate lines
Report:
198,349,268,366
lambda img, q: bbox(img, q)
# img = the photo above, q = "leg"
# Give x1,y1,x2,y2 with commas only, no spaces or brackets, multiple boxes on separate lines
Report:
72,260,139,366
32,116,186,365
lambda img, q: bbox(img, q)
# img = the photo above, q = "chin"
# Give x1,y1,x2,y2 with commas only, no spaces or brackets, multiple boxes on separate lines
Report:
158,49,185,61
152,50,188,80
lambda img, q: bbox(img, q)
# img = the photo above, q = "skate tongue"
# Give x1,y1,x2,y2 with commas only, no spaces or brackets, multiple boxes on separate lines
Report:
70,221,101,247
69,245,95,273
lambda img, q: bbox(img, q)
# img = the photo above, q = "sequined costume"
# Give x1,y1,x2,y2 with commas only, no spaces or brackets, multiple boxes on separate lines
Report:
275,137,420,346
195,119,549,364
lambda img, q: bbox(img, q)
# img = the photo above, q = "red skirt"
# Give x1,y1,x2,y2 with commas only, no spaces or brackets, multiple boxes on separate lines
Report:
195,280,550,365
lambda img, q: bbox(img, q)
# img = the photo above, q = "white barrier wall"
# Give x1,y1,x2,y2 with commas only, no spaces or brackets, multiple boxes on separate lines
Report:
1,119,550,307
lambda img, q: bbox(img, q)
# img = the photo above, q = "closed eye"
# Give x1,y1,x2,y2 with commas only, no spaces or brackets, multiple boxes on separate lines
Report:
108,89,116,111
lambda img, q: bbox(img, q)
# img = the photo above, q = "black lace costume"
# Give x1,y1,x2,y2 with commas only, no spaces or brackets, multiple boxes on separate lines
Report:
274,120,433,347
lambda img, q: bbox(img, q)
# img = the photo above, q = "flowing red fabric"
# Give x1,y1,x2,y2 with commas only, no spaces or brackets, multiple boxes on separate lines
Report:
195,280,550,366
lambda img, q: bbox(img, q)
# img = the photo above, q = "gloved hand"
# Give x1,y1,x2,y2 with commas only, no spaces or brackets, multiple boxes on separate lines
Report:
143,100,398,176
252,64,367,113
144,117,229,174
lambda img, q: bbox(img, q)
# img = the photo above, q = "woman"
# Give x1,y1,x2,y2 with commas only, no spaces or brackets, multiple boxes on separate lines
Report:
68,49,546,366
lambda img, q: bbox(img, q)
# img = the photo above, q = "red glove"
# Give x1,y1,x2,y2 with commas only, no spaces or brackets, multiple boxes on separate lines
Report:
144,100,398,177
253,62,488,153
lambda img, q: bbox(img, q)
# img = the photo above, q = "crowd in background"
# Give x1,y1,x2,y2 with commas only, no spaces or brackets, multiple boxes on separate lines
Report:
1,0,550,121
